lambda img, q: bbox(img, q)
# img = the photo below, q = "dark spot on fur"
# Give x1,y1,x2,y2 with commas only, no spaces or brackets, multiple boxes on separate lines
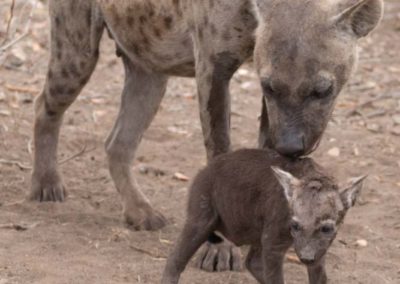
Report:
164,16,173,29
198,28,204,40
153,27,162,38
209,0,215,9
234,27,243,32
45,99,57,116
49,84,65,97
86,8,91,27
222,30,232,41
65,87,76,95
56,51,62,61
61,67,69,79
58,101,70,108
55,16,61,27
79,60,86,70
203,16,209,26
68,63,80,78
139,15,147,24
131,43,141,56
210,24,217,36
94,48,100,58
127,15,135,27
79,76,90,86
55,38,62,50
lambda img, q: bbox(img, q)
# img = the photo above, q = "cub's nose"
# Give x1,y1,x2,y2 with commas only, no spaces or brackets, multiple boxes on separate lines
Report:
275,132,305,157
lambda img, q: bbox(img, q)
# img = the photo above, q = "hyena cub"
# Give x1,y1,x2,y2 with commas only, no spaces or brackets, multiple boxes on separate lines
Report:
162,149,366,284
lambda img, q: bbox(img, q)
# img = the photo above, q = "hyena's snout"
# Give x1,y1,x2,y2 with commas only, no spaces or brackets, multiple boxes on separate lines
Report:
275,128,305,157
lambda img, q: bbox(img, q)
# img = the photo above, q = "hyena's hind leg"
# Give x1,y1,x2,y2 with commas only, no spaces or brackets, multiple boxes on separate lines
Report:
30,0,104,201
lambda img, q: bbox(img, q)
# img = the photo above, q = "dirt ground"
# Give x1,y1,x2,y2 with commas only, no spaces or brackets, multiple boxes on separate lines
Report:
0,1,399,283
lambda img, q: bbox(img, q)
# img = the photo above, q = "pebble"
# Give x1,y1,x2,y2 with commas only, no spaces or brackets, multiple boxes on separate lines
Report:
327,147,340,157
355,239,368,248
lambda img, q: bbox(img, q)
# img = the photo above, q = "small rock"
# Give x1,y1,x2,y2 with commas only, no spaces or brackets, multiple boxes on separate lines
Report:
391,126,400,136
327,147,340,157
355,239,368,248
366,123,381,133
392,115,400,125
237,69,250,76
0,110,11,116
0,92,6,102
168,126,189,135
240,81,254,90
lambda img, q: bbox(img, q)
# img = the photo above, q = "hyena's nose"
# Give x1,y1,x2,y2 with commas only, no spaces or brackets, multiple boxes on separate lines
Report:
300,257,316,266
275,132,305,157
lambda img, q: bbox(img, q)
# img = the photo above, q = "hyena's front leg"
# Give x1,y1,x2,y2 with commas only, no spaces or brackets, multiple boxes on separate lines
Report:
191,0,257,272
194,49,244,271
105,57,168,231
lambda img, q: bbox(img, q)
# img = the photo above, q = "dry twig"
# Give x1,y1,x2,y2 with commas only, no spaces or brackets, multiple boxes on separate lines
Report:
0,222,39,231
0,144,96,170
4,83,39,94
129,244,167,260
58,145,96,165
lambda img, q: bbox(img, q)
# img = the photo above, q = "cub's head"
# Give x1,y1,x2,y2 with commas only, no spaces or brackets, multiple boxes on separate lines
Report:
272,165,366,266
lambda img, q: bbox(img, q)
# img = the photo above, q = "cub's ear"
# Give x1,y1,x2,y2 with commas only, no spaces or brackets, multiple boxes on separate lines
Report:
333,0,384,38
271,166,300,202
340,175,368,209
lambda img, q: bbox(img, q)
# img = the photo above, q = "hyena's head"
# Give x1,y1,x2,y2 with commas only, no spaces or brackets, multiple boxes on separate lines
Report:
253,0,383,157
272,165,366,266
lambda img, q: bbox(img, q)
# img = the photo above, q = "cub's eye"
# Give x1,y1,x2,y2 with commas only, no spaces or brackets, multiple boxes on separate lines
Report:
320,224,335,234
311,85,333,99
290,221,302,232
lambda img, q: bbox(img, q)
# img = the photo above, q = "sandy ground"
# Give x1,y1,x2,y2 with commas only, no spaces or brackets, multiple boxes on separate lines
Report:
0,1,399,283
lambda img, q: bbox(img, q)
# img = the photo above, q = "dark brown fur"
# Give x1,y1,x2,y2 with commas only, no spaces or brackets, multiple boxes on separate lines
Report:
162,149,365,283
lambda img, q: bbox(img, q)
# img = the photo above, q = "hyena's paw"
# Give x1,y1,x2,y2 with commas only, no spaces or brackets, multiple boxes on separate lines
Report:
29,171,67,202
195,239,243,272
124,205,168,231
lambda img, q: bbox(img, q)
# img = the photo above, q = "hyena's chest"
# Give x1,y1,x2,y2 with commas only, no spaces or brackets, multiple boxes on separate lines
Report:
98,0,195,76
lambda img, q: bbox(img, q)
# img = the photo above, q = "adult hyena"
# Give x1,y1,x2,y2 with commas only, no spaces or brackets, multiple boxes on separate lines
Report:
31,0,383,271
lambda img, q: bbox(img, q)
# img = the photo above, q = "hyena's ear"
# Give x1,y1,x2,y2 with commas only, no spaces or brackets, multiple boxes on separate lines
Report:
340,175,368,209
333,0,384,38
271,166,301,202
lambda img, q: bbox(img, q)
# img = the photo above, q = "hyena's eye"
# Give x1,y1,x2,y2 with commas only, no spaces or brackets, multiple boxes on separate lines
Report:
320,224,335,234
310,85,333,99
311,77,334,100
